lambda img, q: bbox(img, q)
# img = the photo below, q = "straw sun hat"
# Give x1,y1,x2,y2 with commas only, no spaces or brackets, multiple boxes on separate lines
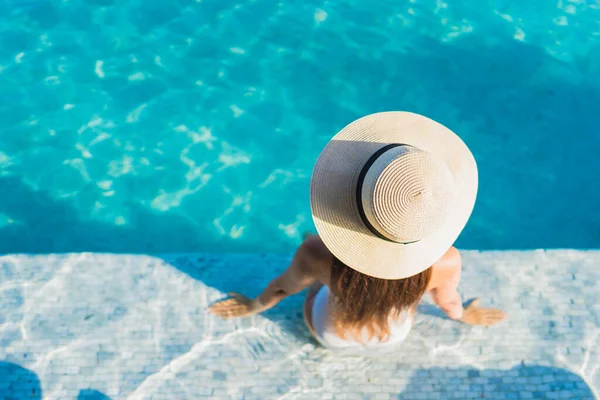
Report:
310,112,478,280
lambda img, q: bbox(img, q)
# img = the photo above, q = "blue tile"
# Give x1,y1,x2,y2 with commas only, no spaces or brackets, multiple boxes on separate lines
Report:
213,371,227,381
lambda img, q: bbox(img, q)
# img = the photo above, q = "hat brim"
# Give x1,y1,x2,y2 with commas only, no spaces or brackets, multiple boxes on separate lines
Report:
310,112,478,280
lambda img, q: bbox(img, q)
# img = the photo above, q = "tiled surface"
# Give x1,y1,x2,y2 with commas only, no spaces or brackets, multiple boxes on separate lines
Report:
0,250,598,399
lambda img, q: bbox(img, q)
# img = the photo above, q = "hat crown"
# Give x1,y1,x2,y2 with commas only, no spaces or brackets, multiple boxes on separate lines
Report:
361,146,457,243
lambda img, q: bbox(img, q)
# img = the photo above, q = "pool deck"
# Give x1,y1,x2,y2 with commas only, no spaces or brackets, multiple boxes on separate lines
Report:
0,250,599,399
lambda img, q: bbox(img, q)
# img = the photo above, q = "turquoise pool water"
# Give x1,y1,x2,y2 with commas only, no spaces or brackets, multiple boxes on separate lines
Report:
0,0,599,254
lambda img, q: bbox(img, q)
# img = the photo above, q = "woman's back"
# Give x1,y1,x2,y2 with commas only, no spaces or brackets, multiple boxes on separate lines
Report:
311,285,413,353
302,235,463,348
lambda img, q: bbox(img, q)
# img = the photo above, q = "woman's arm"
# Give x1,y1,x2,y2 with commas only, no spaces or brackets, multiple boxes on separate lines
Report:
209,238,319,318
428,247,505,326
429,247,464,320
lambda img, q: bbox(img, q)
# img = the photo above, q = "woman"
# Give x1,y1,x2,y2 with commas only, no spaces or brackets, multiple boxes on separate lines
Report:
210,112,505,351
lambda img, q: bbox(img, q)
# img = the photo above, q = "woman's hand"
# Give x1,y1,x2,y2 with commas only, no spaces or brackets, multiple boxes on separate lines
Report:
460,299,506,326
209,237,320,319
209,293,264,319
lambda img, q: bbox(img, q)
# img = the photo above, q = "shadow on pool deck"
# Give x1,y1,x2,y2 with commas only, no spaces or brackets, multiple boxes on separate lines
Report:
0,361,111,400
0,361,42,400
0,360,594,399
0,361,112,400
164,253,311,339
78,389,112,400
399,364,595,400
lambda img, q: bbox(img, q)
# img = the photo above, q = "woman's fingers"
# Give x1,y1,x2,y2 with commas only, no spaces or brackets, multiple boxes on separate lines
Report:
461,301,506,326
209,294,254,318
210,304,247,318
473,308,506,326
482,309,506,325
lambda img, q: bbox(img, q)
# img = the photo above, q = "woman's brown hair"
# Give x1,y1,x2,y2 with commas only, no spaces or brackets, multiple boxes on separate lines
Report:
329,257,432,342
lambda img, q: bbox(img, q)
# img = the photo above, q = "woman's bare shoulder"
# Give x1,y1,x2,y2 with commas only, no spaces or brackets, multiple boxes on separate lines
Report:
300,234,333,283
302,234,330,256
428,246,462,290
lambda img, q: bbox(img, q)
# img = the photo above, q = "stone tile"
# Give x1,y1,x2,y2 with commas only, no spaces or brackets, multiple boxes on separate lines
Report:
0,251,598,399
